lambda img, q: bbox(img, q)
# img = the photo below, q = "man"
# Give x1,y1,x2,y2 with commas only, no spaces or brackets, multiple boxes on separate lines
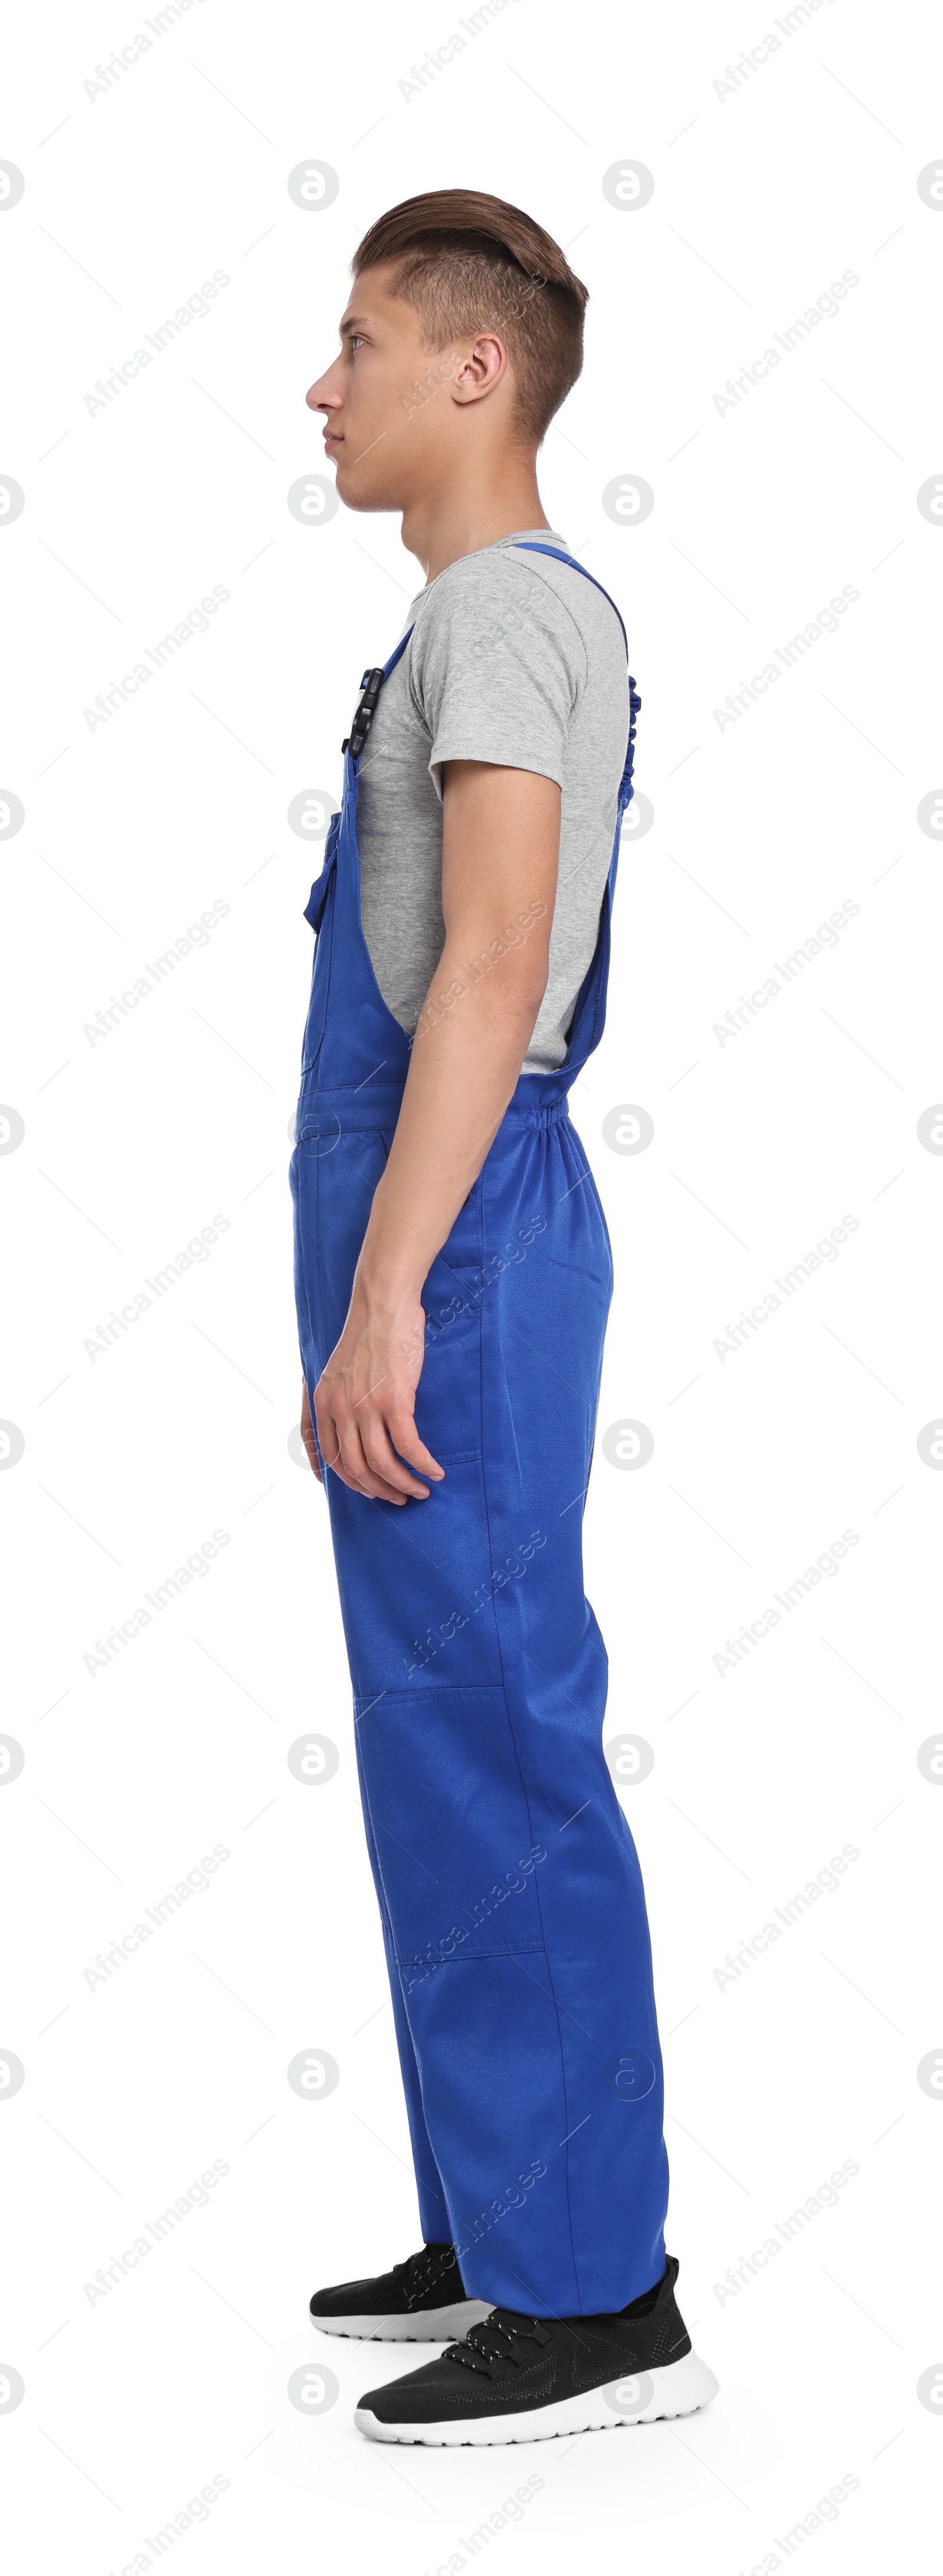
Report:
291,189,717,2445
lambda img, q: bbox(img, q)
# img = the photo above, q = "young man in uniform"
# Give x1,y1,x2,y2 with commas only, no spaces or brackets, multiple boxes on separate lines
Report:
291,189,717,2445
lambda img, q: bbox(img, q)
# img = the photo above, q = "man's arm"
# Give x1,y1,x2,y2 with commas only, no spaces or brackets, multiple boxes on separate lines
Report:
308,759,560,1504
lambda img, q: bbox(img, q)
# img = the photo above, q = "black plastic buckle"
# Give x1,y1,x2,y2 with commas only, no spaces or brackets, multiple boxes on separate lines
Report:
341,665,385,759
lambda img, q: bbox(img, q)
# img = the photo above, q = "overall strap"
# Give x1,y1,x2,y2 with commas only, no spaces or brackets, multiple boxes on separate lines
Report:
512,541,629,661
513,542,639,810
384,627,414,680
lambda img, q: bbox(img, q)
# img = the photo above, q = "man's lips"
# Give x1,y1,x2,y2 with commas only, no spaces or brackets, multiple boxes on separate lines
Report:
324,432,342,453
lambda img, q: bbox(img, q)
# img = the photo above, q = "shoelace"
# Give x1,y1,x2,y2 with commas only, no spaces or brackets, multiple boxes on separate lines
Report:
447,2314,552,2377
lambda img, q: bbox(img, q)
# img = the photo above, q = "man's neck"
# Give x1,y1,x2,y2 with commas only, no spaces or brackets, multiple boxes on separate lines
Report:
401,470,553,586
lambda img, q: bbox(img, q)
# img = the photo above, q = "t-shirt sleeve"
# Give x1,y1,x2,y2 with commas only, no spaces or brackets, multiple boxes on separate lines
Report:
407,553,587,802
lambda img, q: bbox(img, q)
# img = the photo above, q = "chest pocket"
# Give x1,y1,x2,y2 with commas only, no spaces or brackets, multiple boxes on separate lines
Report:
301,811,341,1071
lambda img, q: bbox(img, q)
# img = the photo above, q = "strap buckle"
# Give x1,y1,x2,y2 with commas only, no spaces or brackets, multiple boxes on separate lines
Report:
341,665,385,759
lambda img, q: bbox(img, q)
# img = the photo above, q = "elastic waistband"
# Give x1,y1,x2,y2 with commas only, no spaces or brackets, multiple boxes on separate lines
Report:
294,1083,573,1136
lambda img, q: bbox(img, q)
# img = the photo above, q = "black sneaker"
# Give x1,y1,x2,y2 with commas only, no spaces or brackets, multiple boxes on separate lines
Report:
309,2242,495,2343
355,2254,718,2444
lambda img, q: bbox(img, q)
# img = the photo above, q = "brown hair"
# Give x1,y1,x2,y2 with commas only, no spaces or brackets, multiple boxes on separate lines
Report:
351,189,588,447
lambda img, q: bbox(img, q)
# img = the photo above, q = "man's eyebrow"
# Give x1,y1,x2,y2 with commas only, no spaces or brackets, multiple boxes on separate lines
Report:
338,313,370,335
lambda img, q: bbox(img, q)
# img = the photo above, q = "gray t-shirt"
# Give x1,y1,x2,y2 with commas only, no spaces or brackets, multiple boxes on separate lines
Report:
355,528,631,1074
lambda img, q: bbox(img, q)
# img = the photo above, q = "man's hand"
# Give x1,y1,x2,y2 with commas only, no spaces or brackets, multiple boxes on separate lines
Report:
314,761,559,1505
312,1278,444,1505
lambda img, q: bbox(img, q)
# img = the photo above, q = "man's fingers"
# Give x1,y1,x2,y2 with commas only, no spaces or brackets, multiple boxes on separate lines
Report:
312,1392,398,1503
301,1424,322,1482
386,1413,444,1479
300,1378,324,1483
339,1410,427,1502
312,1363,444,1504
313,1402,344,1479
315,1412,377,1501
358,1415,432,1500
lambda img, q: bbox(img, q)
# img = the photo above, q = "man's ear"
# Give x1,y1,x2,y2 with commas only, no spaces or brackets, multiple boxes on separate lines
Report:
449,333,509,405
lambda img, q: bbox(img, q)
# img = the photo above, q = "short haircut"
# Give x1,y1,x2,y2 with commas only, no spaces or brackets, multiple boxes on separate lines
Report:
351,189,588,447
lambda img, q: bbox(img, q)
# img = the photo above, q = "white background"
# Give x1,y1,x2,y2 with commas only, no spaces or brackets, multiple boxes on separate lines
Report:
2,0,939,2567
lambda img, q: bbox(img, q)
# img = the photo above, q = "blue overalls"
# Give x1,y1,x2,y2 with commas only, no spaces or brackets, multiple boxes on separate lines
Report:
289,545,668,2317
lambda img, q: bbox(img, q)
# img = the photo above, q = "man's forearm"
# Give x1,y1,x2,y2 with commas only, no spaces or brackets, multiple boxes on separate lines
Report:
355,930,547,1303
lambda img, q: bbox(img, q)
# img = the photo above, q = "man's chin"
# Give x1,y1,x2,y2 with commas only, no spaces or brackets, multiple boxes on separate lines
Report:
332,468,400,515
329,461,399,515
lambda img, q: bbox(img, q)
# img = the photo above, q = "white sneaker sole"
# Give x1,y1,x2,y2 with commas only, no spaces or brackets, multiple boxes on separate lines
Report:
312,2298,495,2344
355,2347,719,2445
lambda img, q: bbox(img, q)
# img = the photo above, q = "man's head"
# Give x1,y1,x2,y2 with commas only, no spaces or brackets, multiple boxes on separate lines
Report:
306,189,588,516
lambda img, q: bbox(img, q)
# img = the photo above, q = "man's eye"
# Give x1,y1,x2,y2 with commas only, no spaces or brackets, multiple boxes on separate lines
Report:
348,333,365,353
